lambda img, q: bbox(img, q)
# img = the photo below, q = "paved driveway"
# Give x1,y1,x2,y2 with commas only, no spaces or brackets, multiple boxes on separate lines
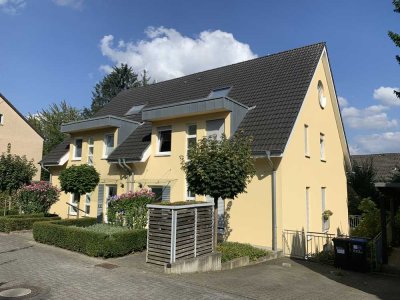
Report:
0,232,399,299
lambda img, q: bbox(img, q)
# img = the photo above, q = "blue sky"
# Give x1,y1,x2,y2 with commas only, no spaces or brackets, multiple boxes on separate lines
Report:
0,0,399,154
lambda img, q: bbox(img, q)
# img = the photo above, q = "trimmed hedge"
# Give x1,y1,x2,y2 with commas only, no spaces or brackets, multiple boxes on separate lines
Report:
0,213,60,233
33,218,147,258
217,242,269,263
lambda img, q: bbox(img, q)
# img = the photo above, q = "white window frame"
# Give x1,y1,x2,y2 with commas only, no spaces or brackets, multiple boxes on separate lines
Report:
103,133,115,158
0,113,3,125
69,193,79,215
85,193,91,215
304,124,309,157
321,187,329,232
186,124,197,159
87,137,94,165
73,138,83,160
320,133,325,161
157,127,172,156
186,181,195,201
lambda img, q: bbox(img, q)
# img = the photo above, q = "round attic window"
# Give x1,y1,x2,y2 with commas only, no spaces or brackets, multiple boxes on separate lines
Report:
318,81,326,109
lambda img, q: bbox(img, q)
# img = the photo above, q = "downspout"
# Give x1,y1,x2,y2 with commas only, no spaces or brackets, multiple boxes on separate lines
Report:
266,151,277,251
118,159,134,192
40,162,51,183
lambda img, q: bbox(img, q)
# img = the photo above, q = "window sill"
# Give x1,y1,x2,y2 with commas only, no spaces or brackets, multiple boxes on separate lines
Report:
71,158,82,161
155,152,171,157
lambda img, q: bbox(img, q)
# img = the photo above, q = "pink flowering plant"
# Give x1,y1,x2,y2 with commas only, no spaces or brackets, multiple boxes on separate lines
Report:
16,181,60,214
107,189,155,229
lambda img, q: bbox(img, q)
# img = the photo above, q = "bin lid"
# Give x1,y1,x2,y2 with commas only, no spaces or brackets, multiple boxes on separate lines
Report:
349,237,369,242
332,237,350,241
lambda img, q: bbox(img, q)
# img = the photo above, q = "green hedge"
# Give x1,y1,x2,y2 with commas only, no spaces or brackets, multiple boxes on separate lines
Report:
217,242,269,263
33,218,147,258
0,214,60,233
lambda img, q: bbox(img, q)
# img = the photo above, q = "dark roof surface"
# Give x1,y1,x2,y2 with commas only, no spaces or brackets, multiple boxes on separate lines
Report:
43,42,326,163
40,138,70,165
103,42,325,161
351,153,400,182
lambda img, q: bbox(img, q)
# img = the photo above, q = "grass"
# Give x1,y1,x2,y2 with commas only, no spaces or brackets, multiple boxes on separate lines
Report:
71,224,130,235
217,242,269,263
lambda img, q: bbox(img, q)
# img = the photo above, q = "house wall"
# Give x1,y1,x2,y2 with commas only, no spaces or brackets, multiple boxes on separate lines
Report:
0,95,43,180
49,127,125,218
280,54,349,238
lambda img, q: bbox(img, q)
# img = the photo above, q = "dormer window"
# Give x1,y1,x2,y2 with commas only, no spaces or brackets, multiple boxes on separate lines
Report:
103,134,114,158
73,138,83,160
208,87,231,98
125,104,146,116
157,126,172,154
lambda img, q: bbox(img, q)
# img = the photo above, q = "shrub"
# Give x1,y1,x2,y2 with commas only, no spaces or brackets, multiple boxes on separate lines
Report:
107,189,155,229
33,218,147,257
217,242,269,263
351,198,380,238
74,223,129,235
15,181,60,214
0,213,60,233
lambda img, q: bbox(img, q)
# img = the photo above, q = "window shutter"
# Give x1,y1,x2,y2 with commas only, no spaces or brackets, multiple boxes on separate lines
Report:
97,184,104,222
162,186,171,202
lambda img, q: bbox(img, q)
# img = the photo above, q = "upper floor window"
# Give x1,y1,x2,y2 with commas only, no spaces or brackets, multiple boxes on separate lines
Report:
320,133,325,161
304,124,309,157
206,119,224,140
158,127,172,154
318,81,327,109
187,124,197,158
87,137,94,165
73,138,83,160
103,134,114,157
0,114,3,125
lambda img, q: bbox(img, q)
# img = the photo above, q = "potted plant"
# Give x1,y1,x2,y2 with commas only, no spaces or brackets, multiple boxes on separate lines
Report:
322,210,333,221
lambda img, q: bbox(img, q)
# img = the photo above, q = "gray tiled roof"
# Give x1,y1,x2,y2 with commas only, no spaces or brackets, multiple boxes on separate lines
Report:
40,138,70,165
351,153,400,182
43,42,326,164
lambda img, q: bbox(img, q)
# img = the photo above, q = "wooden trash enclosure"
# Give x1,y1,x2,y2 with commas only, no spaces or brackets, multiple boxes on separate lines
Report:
146,203,214,265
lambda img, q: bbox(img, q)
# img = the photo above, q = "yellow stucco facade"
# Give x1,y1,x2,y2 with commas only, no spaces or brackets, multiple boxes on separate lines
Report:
0,94,43,181
48,50,349,250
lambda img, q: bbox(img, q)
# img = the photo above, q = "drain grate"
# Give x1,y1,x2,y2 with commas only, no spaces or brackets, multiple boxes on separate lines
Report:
0,285,40,299
95,262,119,269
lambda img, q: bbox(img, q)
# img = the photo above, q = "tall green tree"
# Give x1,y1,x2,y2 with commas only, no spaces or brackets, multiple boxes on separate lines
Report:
0,144,37,215
83,64,142,117
27,100,82,156
180,131,256,249
389,0,400,99
59,165,100,218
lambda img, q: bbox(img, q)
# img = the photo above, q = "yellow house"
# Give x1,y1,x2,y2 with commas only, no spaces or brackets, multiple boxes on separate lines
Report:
42,43,350,251
0,93,43,180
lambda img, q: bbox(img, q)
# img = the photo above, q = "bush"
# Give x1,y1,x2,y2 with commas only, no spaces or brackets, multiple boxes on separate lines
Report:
107,189,155,229
351,198,380,239
217,242,269,263
33,218,147,258
0,213,60,233
16,181,60,214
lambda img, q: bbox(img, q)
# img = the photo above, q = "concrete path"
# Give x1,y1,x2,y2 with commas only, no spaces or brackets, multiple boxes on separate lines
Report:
1,232,400,299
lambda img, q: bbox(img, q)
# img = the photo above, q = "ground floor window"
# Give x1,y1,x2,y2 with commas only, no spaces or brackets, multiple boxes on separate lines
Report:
69,193,80,215
85,194,91,215
149,185,170,202
186,181,195,200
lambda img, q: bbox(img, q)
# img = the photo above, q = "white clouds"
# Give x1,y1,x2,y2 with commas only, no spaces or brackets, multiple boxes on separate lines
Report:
373,86,400,106
52,0,83,9
0,0,25,14
338,96,348,107
99,27,257,81
351,132,400,154
341,104,397,130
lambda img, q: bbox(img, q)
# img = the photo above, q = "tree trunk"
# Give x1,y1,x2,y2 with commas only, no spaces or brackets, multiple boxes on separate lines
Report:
213,197,219,251
76,194,80,219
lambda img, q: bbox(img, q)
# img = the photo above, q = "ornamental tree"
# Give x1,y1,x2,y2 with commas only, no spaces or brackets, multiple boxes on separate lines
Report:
16,181,60,214
59,164,100,218
0,144,37,215
180,131,256,249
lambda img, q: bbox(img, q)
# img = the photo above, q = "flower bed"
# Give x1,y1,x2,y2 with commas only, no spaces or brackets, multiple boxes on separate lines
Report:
33,218,147,258
0,213,60,233
217,242,269,263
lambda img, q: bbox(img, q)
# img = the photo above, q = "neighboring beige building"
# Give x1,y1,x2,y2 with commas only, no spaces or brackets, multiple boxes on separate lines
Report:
42,43,350,253
0,93,43,180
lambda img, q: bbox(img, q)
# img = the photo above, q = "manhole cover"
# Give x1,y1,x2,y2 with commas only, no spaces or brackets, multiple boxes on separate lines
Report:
95,262,119,269
0,288,31,297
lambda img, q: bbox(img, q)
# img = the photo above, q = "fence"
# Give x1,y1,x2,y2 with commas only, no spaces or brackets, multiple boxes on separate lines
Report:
349,215,362,229
282,229,335,259
146,203,214,265
369,218,392,271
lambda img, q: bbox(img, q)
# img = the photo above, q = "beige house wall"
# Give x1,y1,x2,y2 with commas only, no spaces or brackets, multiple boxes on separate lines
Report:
0,95,43,180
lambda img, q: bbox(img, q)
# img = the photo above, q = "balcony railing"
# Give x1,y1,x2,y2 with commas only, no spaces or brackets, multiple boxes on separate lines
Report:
349,215,362,229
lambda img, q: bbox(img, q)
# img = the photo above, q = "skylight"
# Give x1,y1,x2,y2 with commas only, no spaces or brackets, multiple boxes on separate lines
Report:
125,104,146,116
208,87,231,99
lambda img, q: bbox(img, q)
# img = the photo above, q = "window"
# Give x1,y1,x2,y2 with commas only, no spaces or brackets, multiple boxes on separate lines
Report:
208,87,231,98
74,138,83,159
158,127,172,154
187,124,197,158
85,194,91,215
103,134,114,157
87,137,94,165
318,81,326,109
206,119,225,140
321,187,329,231
320,133,325,161
304,124,309,157
69,193,80,215
187,181,195,200
0,114,3,125
125,104,146,116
